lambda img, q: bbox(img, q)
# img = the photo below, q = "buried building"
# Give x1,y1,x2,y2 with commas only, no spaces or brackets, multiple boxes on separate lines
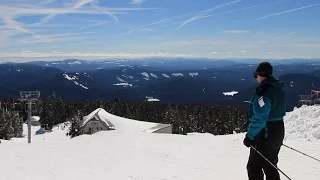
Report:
81,108,172,134
30,116,41,126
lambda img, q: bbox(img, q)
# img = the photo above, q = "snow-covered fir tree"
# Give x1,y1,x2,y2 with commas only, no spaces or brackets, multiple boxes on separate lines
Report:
0,109,23,140
66,111,84,138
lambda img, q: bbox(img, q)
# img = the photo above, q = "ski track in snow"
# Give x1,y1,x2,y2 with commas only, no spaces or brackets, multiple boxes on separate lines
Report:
1,106,320,179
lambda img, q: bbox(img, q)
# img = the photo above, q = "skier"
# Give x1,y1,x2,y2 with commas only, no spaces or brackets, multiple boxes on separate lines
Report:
243,62,286,180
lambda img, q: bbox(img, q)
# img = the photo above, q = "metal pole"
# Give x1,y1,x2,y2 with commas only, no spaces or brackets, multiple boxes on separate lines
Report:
250,145,292,180
283,144,320,163
19,91,40,144
28,100,32,143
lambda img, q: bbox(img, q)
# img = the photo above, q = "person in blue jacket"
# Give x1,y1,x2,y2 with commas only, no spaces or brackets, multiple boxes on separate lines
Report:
243,62,286,180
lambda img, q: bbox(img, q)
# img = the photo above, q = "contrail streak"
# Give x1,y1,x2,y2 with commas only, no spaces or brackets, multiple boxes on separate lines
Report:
257,2,320,20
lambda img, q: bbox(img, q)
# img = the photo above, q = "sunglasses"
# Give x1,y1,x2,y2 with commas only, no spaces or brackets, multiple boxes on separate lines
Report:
253,72,269,78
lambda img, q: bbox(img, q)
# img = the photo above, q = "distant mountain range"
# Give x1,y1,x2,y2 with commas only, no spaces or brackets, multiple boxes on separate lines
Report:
1,58,320,111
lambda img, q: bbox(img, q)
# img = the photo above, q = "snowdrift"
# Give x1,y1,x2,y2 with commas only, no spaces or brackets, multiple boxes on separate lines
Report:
284,105,320,141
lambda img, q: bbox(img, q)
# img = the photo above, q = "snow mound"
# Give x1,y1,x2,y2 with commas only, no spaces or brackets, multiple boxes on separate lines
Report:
284,105,320,141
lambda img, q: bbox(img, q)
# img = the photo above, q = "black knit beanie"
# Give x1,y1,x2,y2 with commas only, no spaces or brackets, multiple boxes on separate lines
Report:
254,62,273,77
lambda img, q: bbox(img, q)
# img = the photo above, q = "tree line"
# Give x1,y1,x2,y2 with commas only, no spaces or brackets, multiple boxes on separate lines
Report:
0,95,249,141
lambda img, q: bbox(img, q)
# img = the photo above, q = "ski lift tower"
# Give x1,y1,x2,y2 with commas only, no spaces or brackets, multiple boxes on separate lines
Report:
19,91,40,143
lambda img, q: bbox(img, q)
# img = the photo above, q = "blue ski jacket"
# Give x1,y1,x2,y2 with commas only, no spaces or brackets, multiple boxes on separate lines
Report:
246,76,286,140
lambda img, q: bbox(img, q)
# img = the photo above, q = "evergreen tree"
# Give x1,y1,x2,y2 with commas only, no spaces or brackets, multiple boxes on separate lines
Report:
0,109,23,140
40,96,55,130
11,112,23,138
66,111,84,138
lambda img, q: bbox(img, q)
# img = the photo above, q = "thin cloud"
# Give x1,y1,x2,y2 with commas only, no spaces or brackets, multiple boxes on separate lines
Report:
98,7,160,11
6,32,96,47
148,36,163,39
178,0,242,28
140,28,156,32
217,30,251,34
201,0,242,14
124,29,135,35
158,21,184,28
257,2,320,20
178,15,212,29
91,5,120,23
207,0,287,17
0,0,157,30
39,0,98,25
0,1,159,47
141,12,193,28
162,39,259,50
0,3,121,33
130,0,146,4
163,40,216,46
174,0,286,29
79,21,108,29
123,28,156,36
21,50,32,53
38,0,55,5
141,1,267,29
269,43,320,48
0,51,194,62
2,15,32,33
74,0,96,9
0,29,19,47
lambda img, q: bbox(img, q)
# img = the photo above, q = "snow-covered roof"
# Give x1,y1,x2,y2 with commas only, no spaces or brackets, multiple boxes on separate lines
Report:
82,108,163,132
82,108,115,129
31,116,40,121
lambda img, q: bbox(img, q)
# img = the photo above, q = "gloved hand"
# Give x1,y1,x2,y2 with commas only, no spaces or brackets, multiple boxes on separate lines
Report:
243,134,256,147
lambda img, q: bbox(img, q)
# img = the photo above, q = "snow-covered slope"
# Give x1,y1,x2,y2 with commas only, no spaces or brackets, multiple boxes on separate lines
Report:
1,105,320,180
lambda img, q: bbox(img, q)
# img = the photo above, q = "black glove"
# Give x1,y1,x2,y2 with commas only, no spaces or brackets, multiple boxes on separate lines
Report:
243,134,256,148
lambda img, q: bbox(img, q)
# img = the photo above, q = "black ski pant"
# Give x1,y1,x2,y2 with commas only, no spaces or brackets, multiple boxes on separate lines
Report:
246,121,285,180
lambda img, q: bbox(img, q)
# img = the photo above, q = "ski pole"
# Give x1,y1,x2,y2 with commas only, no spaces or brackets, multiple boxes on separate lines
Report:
250,145,292,180
282,144,320,163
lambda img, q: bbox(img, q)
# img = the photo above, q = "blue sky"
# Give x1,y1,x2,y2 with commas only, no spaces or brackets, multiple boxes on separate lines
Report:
0,0,320,61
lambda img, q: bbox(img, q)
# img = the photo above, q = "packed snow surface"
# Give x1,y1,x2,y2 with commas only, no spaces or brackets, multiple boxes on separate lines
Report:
1,105,320,179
